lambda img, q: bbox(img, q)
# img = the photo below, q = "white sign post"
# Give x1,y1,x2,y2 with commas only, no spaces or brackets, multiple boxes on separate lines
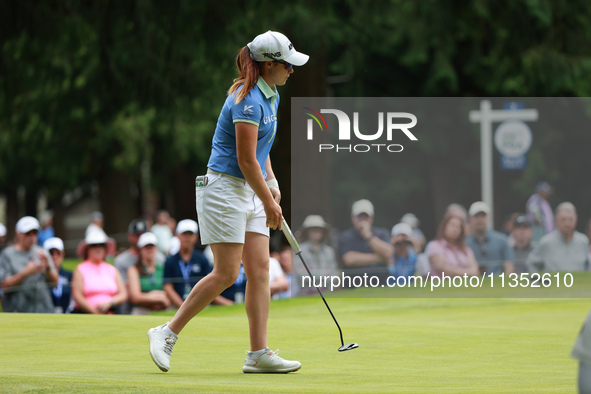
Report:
469,100,538,228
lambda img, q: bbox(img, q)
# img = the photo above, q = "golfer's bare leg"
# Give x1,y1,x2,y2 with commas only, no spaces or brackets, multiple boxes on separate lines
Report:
242,232,270,351
168,243,242,334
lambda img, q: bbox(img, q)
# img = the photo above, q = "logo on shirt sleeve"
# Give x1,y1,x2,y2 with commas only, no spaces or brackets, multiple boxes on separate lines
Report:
243,105,254,115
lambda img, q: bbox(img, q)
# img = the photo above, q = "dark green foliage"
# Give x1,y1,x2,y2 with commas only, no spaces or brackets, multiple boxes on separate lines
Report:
1,0,590,234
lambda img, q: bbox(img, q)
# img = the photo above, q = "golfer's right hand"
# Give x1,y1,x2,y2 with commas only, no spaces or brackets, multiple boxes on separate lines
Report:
264,201,283,230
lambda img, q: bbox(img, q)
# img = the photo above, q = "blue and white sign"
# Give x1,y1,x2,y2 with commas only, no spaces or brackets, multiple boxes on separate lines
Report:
494,120,532,170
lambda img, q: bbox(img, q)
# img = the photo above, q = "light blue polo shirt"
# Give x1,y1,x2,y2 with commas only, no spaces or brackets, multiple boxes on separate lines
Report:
207,77,279,179
466,230,514,275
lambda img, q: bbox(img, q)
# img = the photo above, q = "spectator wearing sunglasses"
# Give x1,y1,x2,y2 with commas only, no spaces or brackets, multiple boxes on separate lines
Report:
466,202,514,275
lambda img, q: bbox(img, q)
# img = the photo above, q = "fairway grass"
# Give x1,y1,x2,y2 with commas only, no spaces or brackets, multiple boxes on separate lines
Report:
1,297,587,392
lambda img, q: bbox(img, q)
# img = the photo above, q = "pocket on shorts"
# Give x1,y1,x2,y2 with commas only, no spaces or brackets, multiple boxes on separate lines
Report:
195,182,204,216
195,173,219,217
204,173,221,188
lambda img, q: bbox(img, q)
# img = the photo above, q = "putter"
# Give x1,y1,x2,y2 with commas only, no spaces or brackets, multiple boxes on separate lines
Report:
281,219,359,352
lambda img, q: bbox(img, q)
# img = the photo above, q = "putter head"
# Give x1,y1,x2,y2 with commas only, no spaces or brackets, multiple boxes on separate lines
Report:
338,343,359,352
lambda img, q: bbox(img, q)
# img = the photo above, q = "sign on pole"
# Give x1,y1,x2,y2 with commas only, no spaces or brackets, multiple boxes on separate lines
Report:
469,100,538,228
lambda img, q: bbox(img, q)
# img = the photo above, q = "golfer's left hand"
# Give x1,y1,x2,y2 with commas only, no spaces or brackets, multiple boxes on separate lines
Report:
264,200,283,231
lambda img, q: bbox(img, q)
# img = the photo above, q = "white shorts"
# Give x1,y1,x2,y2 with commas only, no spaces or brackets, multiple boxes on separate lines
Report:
196,170,269,245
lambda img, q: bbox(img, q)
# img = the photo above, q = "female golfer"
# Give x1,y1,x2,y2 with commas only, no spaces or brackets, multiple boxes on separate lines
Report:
149,30,308,374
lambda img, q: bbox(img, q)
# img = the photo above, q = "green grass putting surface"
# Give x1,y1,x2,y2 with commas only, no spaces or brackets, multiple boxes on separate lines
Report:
1,297,587,392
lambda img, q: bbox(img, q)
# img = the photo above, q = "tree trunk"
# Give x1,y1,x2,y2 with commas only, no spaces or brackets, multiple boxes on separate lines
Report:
24,187,37,218
172,165,197,222
50,197,66,241
98,171,140,239
5,189,18,242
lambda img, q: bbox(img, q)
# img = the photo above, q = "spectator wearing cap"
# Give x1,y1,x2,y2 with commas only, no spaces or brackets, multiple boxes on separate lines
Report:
163,219,233,308
338,199,394,274
71,231,127,314
115,219,164,314
294,215,339,295
510,215,536,274
526,202,590,273
389,223,419,281
43,237,73,313
465,201,514,275
126,232,171,314
426,213,479,277
526,181,555,242
400,213,427,253
85,211,107,238
116,219,154,282
0,216,58,312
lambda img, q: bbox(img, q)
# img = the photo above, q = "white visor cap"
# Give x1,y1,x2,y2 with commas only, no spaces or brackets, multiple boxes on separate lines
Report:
247,30,309,66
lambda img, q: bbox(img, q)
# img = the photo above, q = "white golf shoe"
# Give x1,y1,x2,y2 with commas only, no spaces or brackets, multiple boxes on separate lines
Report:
148,323,177,372
242,348,301,373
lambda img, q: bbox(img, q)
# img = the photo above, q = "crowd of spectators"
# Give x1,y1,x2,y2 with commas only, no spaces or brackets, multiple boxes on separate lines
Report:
291,181,589,293
1,181,590,313
322,182,590,290
0,208,292,313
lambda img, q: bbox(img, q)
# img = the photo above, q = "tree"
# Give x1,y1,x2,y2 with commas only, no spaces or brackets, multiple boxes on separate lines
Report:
2,0,591,242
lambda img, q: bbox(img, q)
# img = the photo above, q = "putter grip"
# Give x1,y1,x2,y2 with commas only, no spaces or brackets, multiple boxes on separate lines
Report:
281,219,301,254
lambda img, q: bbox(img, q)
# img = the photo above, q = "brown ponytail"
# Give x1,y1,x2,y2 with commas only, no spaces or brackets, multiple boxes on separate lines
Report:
228,46,263,104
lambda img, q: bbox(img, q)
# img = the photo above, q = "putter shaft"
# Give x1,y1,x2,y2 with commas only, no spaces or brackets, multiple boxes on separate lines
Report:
282,220,345,347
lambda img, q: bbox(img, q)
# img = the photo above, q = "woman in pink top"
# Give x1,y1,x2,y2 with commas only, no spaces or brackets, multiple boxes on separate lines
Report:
426,214,479,277
71,231,127,314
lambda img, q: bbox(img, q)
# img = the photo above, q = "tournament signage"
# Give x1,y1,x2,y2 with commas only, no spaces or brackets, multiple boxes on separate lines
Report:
494,120,533,170
469,100,538,227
